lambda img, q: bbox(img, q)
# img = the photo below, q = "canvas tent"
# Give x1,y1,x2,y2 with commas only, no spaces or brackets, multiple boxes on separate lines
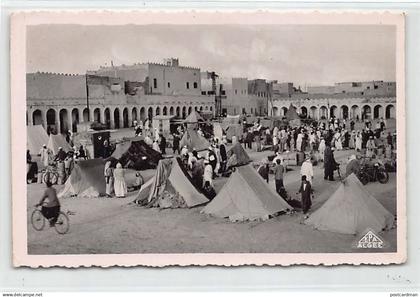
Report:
285,104,301,127
226,142,251,168
184,110,205,123
201,165,292,222
179,129,210,152
134,158,209,208
47,134,72,155
111,139,162,170
111,136,144,159
225,124,243,141
27,125,49,154
305,174,394,235
221,115,241,130
59,159,106,198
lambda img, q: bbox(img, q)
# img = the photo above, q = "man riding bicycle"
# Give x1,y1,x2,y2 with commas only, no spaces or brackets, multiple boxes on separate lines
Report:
35,181,61,226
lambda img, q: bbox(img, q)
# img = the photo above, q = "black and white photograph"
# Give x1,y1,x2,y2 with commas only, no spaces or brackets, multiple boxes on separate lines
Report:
12,11,405,266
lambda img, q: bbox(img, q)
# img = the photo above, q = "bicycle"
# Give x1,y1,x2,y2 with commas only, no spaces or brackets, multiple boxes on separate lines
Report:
42,163,59,185
357,161,389,185
31,206,70,234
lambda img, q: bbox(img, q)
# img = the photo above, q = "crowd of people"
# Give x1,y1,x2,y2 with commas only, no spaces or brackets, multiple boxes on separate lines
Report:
29,115,396,216
27,143,91,184
239,116,395,216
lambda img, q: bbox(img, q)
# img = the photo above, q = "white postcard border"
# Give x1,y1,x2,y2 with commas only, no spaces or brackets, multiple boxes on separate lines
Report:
11,10,406,267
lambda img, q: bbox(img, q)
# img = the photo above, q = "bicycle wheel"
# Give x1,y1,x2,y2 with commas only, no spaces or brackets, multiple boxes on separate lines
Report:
42,172,50,184
31,209,45,231
377,170,389,184
50,173,58,185
54,212,70,234
357,172,369,185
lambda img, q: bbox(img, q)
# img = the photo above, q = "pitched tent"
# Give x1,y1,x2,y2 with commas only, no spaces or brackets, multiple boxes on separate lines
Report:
184,110,205,123
47,134,72,155
179,129,210,152
221,115,241,130
285,104,301,127
305,174,394,235
111,137,145,159
201,165,292,222
113,139,162,170
225,124,243,141
134,158,209,208
226,142,251,168
27,125,49,154
111,141,133,160
58,159,106,198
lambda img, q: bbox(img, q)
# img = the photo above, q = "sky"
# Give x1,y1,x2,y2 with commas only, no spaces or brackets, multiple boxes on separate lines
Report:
27,24,396,87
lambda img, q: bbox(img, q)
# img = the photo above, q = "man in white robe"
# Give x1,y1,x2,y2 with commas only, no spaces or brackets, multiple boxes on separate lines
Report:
300,155,314,185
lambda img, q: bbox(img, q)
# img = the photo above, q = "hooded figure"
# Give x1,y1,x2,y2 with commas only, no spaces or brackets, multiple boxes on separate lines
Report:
39,144,51,167
300,155,314,185
113,163,127,198
104,160,114,197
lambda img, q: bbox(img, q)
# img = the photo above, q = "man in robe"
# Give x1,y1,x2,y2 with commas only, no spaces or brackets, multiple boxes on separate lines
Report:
324,143,335,181
300,155,314,185
298,175,312,217
39,144,51,168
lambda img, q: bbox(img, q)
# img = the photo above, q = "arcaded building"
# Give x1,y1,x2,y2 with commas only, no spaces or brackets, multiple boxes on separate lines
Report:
270,81,397,121
26,58,215,133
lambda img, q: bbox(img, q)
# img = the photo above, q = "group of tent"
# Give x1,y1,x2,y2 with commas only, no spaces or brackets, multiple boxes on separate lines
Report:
211,105,302,142
27,125,72,155
133,142,253,209
132,146,394,235
29,124,394,236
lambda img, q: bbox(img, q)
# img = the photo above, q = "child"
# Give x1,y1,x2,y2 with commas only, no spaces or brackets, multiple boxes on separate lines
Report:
202,180,217,200
35,181,60,226
130,172,144,191
298,175,312,217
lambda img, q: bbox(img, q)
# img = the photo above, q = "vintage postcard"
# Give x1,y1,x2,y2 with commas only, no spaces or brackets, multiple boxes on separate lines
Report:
11,10,406,267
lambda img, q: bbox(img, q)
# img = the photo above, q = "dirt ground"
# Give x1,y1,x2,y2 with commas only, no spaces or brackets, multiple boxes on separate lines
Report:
27,147,397,255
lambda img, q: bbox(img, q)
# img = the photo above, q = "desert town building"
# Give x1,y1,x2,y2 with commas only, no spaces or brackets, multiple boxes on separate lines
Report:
27,58,215,133
270,81,396,121
26,57,397,133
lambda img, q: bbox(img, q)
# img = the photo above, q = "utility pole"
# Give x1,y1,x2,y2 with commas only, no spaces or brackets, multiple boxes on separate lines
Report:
209,71,220,117
268,81,274,117
85,74,90,122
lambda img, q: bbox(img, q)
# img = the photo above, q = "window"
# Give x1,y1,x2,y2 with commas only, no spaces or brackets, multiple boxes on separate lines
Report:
193,82,198,89
186,82,190,89
167,82,171,88
221,90,226,96
201,91,206,95
235,89,238,95
153,78,157,89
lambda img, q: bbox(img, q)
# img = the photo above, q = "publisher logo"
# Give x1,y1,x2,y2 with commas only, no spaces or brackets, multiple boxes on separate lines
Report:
357,230,384,249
